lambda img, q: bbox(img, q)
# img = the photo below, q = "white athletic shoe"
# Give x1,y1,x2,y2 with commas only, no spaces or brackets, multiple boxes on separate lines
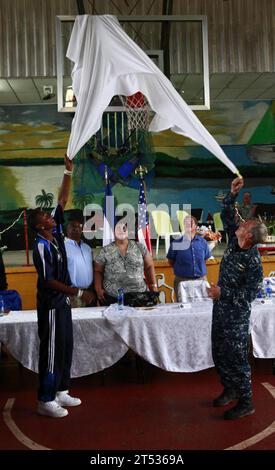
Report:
55,390,81,407
37,400,68,418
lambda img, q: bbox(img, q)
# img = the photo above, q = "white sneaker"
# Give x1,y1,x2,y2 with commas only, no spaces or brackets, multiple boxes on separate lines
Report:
37,400,68,418
55,390,81,407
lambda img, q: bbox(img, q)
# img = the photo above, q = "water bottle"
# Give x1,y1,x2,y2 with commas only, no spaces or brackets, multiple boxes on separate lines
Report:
117,288,124,310
256,284,263,299
265,279,272,299
0,295,4,316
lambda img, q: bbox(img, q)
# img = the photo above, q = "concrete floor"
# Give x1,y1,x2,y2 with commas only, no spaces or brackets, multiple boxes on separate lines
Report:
0,353,275,452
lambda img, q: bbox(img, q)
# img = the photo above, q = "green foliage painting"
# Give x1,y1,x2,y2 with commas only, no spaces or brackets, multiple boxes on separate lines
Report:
35,189,54,208
0,167,26,209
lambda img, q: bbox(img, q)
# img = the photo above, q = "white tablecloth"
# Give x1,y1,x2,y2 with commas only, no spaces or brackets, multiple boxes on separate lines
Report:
0,300,274,377
250,299,275,358
0,307,128,377
103,302,214,372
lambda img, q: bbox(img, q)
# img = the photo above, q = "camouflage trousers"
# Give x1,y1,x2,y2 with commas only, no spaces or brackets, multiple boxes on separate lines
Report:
212,301,252,401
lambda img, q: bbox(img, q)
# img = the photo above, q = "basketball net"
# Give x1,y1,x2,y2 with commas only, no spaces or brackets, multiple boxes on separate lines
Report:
120,91,152,132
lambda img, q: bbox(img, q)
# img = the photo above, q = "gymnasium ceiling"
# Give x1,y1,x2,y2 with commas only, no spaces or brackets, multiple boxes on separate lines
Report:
0,0,275,107
0,72,275,107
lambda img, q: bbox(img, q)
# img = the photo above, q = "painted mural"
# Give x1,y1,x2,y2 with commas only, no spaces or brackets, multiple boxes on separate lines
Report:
0,101,275,225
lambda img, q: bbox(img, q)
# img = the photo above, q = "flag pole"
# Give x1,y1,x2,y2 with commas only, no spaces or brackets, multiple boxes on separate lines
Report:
135,164,153,290
104,165,108,186
135,164,148,190
135,164,152,255
103,165,115,246
135,164,149,214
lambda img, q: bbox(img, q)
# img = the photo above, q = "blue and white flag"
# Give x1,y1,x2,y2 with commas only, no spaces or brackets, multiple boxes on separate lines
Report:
103,178,115,246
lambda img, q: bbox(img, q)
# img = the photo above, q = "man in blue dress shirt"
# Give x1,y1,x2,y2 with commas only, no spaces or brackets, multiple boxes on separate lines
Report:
167,215,211,301
65,220,96,307
0,249,7,291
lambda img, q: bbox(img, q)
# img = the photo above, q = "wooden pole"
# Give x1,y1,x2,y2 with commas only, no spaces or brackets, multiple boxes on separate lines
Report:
23,208,30,266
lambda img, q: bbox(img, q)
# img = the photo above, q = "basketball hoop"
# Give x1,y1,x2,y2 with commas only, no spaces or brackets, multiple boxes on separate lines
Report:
120,91,152,131
126,91,145,108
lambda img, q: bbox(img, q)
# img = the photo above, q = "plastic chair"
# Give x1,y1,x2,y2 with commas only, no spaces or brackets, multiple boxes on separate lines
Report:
213,212,229,244
213,212,224,232
191,208,203,223
151,211,181,255
178,280,210,303
0,290,22,311
0,289,22,362
176,210,191,234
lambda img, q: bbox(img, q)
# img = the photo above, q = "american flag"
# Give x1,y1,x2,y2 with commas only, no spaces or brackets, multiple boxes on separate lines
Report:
138,178,152,253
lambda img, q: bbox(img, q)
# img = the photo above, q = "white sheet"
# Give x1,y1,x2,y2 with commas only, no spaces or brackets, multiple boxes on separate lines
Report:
178,279,211,303
66,15,239,176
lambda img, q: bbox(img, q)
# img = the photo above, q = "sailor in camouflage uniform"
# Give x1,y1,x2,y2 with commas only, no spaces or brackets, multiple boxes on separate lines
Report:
207,177,268,420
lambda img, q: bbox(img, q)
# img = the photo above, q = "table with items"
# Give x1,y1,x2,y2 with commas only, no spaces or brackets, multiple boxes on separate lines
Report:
0,300,275,377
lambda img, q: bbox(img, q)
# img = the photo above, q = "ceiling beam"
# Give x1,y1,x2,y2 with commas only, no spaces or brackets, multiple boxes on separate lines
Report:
161,0,173,78
76,0,85,15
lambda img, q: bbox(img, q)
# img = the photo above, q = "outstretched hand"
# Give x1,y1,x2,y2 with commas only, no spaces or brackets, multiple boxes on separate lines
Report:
64,154,73,172
231,177,244,196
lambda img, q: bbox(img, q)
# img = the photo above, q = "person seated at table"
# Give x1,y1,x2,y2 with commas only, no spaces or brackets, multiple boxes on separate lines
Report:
236,191,256,221
0,247,22,313
167,215,211,301
0,249,7,291
65,219,97,307
94,220,158,306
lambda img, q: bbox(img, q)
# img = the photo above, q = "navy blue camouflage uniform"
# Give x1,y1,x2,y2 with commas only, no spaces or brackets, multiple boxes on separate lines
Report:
211,192,263,401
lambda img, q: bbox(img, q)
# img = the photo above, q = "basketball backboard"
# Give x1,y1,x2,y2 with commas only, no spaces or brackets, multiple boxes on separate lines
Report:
56,15,210,112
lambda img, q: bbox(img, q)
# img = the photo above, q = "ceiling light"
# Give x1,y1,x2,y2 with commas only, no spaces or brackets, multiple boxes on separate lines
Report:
65,86,76,107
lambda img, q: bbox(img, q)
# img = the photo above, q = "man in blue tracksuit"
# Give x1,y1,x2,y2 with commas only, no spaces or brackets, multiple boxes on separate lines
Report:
207,177,268,420
29,156,93,418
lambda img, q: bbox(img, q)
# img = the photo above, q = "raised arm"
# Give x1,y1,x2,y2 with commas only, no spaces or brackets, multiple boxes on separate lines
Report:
221,177,244,242
58,155,73,210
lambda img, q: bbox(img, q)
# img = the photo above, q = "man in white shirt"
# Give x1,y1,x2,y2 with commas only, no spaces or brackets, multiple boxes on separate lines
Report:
65,220,96,307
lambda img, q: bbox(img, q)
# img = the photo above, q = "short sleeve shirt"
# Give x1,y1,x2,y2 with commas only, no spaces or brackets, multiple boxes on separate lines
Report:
167,234,210,278
95,240,148,297
65,239,93,288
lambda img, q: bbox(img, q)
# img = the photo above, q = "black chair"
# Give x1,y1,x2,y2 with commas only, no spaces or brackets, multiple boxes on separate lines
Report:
191,208,203,223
